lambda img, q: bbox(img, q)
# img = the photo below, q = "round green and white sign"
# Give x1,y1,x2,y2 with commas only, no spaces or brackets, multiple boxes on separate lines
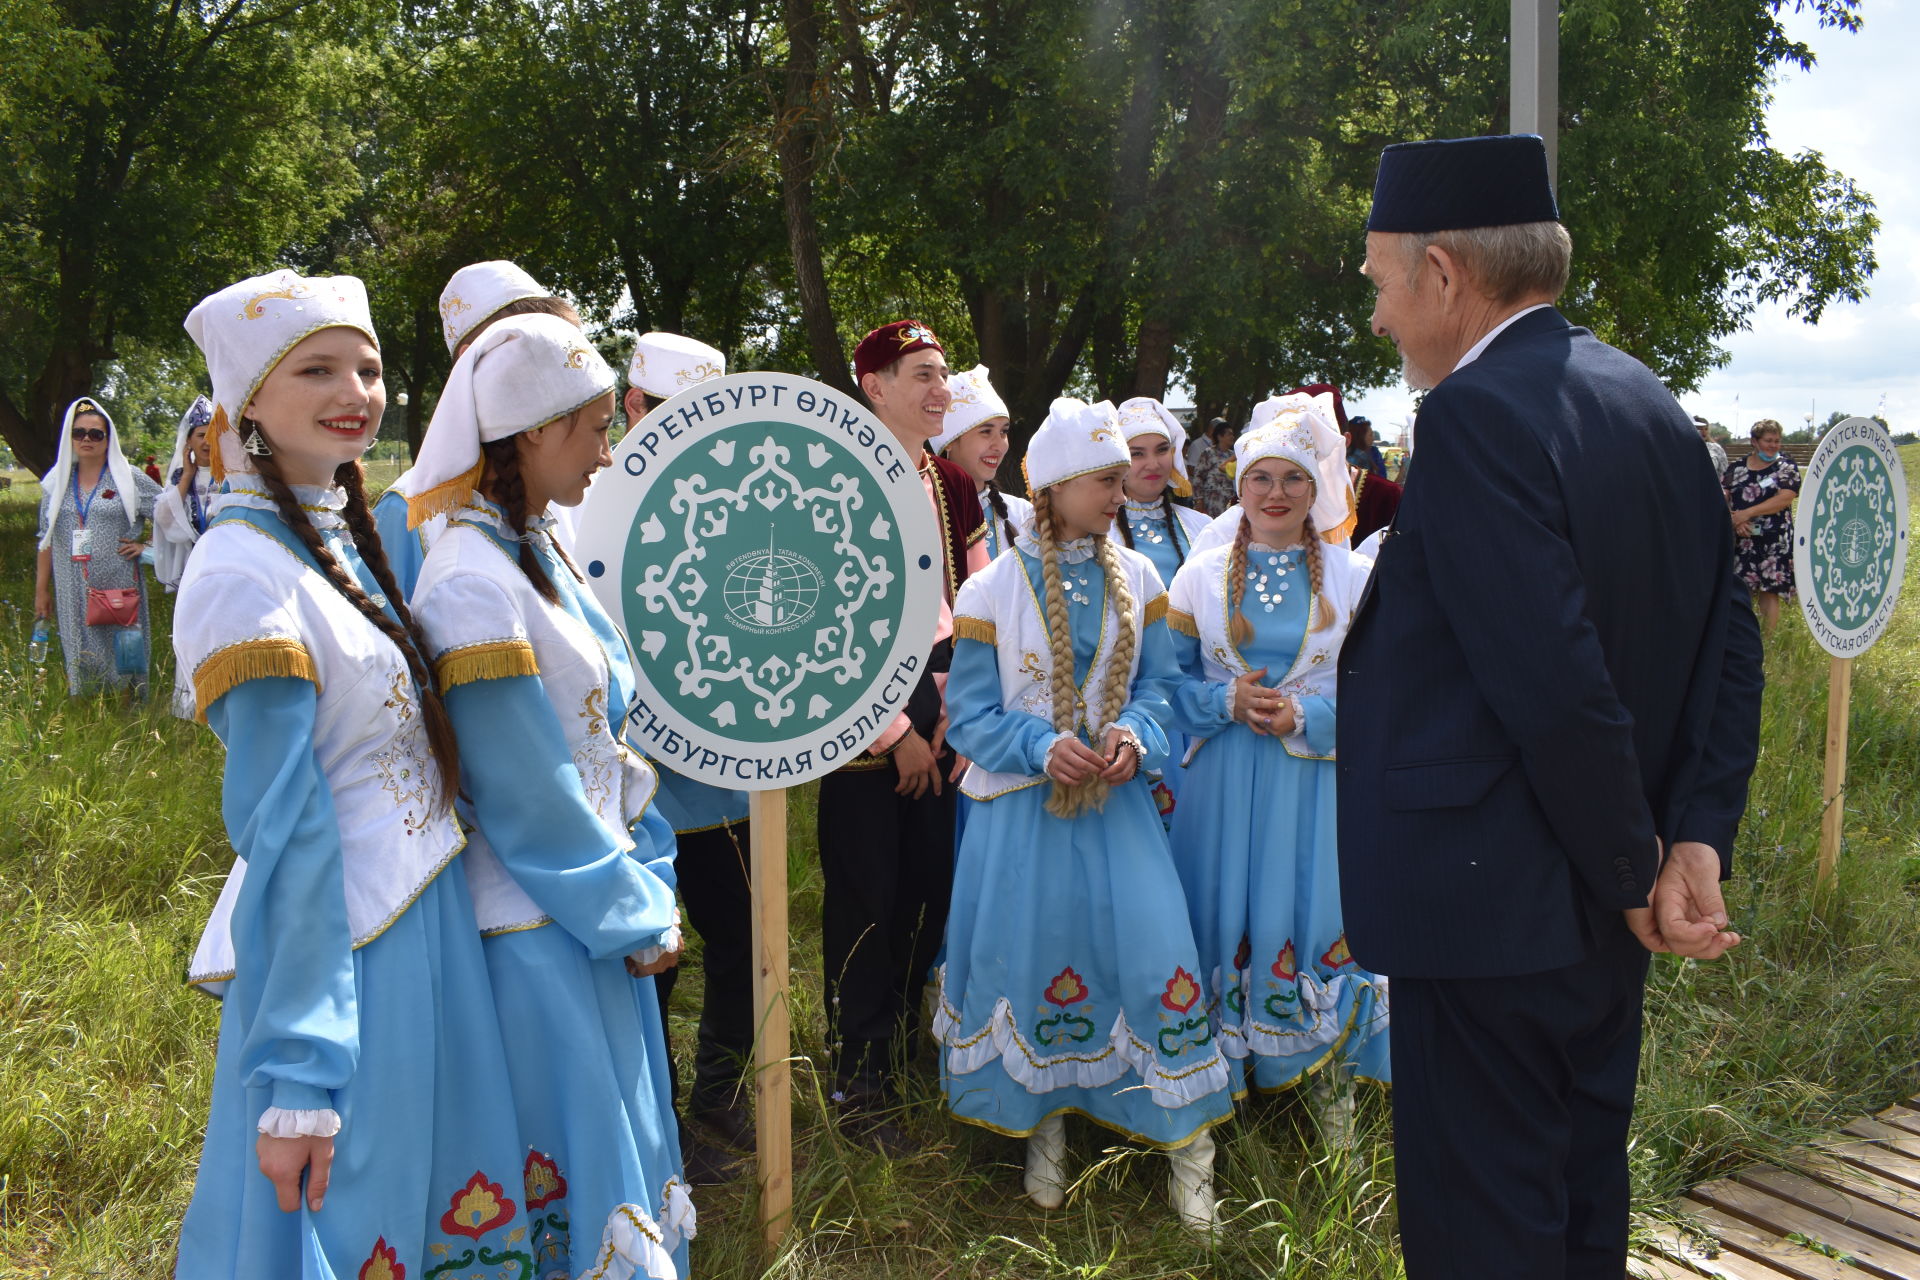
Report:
1792,416,1909,658
575,372,943,789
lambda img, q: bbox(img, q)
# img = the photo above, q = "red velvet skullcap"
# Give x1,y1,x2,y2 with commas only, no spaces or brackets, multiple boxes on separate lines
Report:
852,319,944,382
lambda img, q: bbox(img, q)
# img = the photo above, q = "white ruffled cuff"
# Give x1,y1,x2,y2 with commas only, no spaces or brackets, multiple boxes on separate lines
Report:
627,924,683,969
1038,729,1078,775
257,1107,342,1138
1221,679,1239,723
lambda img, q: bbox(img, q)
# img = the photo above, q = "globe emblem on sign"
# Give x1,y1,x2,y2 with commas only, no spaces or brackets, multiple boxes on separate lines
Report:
1839,518,1872,568
723,536,822,634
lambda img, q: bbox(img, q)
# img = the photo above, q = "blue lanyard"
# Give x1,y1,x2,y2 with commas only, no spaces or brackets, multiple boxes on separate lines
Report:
73,467,108,528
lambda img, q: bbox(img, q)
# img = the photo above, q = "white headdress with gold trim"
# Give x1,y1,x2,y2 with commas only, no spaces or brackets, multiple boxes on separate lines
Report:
405,314,616,527
183,270,378,484
439,261,547,355
1023,397,1128,492
933,364,1012,455
628,332,726,400
1237,393,1354,540
1115,395,1192,496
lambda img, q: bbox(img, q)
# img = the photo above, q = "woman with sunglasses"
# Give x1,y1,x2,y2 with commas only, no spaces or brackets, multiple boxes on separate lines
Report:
33,396,160,694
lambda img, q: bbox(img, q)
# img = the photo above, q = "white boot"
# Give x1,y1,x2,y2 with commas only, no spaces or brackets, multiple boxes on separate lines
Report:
1311,1066,1356,1151
1024,1115,1068,1209
1167,1129,1220,1234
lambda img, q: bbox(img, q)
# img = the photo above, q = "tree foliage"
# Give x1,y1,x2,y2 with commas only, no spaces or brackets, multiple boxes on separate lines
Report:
0,0,1881,476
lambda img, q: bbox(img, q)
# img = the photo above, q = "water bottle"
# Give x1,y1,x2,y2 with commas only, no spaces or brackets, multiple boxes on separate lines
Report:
29,619,50,665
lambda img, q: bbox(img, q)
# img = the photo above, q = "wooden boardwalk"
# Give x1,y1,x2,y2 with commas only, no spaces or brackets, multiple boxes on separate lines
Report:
1635,1100,1920,1279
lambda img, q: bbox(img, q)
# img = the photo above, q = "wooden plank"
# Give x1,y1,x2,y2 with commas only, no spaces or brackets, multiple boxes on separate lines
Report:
1738,1166,1920,1253
1631,1252,1715,1280
1797,1151,1920,1221
1641,1227,1795,1280
1692,1177,1920,1280
1831,1139,1920,1194
1876,1106,1920,1139
1677,1197,1867,1280
1844,1118,1920,1160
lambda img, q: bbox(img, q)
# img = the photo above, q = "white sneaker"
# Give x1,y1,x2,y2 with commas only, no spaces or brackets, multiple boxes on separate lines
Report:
1167,1129,1220,1234
1024,1115,1068,1209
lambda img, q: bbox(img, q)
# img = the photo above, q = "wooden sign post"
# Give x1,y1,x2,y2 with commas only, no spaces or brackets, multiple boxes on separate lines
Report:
749,787,792,1250
576,372,944,1252
1789,417,1909,892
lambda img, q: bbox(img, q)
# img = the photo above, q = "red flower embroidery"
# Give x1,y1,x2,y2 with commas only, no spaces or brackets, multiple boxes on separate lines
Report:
358,1237,405,1280
523,1149,568,1209
440,1170,516,1239
1043,966,1089,1007
1161,966,1200,1013
1151,780,1176,818
1320,935,1354,969
1272,941,1297,982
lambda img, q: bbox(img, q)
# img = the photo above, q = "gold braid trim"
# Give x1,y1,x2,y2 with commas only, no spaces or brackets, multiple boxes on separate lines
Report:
1143,592,1169,627
965,521,987,546
404,458,485,529
434,638,540,687
193,637,320,722
951,615,996,645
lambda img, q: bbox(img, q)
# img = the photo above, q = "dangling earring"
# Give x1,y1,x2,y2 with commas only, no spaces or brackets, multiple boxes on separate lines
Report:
242,426,273,457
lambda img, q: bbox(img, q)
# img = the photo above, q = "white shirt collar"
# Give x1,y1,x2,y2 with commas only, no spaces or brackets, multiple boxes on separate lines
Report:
1452,303,1553,373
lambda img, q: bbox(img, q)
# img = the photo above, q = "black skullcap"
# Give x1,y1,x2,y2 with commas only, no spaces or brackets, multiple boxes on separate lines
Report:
1367,134,1559,233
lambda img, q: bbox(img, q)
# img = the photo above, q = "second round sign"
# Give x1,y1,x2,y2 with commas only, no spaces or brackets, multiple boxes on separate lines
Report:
575,372,943,789
1792,415,1910,658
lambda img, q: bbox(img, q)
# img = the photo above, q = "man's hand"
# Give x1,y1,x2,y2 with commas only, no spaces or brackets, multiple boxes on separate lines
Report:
1046,735,1107,787
891,730,942,798
1651,841,1741,959
258,1133,333,1213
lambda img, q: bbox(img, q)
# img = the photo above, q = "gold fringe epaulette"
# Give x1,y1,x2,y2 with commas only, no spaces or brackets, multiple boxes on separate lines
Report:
1166,608,1199,637
434,638,539,688
1144,593,1169,627
193,637,320,722
405,459,485,530
952,615,996,645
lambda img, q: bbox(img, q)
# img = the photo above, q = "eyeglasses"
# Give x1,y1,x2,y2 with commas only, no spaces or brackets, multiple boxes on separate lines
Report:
1241,472,1314,497
70,427,108,443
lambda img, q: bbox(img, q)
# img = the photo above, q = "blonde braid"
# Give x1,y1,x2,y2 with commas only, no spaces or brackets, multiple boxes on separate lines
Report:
1301,513,1332,632
1032,490,1089,818
1083,534,1140,812
1228,509,1255,645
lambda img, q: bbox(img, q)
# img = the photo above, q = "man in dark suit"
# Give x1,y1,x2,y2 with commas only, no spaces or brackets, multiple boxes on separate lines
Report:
1337,135,1764,1279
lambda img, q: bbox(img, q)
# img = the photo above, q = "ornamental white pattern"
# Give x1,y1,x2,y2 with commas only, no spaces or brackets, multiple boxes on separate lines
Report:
372,668,434,835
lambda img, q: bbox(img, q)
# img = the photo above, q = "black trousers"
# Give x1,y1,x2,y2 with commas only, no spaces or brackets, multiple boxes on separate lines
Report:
1391,924,1651,1280
654,819,755,1111
816,761,957,1090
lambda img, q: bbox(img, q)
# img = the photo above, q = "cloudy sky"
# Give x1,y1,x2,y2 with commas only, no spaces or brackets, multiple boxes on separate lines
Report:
1346,0,1916,440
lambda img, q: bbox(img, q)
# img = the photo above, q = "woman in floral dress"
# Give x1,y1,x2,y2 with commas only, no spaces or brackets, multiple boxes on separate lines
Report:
1722,418,1801,633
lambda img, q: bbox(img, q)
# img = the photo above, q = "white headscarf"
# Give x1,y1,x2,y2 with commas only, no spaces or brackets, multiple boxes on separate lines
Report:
404,314,618,528
1115,396,1192,497
933,365,1012,455
37,396,141,550
165,395,215,486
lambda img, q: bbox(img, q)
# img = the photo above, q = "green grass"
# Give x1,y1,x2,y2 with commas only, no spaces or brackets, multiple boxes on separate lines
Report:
3,451,1919,1278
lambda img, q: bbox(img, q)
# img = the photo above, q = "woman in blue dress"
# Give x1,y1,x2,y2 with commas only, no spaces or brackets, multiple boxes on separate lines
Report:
174,270,534,1278
937,397,1233,1232
408,314,692,1280
1164,396,1388,1147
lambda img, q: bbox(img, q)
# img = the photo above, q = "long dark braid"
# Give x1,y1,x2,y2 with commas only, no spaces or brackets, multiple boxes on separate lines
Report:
480,437,560,605
1159,489,1188,567
1115,498,1137,549
245,433,460,811
983,479,1018,551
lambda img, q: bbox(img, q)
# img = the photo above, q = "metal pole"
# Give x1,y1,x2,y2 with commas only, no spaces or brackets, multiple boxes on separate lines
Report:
1511,0,1560,191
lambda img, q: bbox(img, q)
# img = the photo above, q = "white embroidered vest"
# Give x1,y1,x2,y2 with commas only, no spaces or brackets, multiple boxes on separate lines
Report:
1164,540,1371,761
954,540,1165,801
411,518,661,935
178,512,464,994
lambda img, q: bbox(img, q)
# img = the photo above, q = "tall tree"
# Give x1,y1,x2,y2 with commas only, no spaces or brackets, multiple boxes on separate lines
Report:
0,0,368,473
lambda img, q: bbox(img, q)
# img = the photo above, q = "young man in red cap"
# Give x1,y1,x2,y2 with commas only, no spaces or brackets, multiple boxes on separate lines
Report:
818,319,988,1147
